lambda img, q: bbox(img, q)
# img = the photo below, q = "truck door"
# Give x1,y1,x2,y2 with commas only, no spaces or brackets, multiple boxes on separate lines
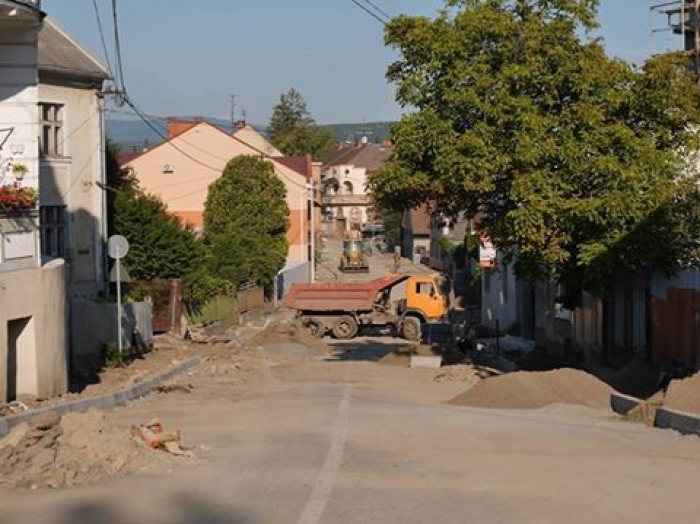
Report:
413,280,445,320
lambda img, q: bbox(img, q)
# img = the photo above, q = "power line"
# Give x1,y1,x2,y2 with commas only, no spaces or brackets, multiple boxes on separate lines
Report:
123,97,223,173
362,0,392,21
111,0,126,93
92,0,115,80
349,0,388,24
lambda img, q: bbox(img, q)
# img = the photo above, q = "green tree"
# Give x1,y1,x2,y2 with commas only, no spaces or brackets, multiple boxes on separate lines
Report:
369,0,700,299
113,185,201,281
203,155,289,285
269,88,335,158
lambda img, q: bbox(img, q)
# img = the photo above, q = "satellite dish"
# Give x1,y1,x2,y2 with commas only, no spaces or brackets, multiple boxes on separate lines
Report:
108,235,129,260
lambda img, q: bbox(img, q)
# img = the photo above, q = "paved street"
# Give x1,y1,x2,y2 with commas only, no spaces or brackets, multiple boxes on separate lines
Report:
1,341,700,524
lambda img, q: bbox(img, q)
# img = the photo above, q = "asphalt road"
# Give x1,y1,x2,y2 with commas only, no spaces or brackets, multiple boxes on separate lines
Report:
1,341,700,524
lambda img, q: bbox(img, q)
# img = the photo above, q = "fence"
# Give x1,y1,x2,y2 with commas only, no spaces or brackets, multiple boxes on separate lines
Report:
130,279,183,333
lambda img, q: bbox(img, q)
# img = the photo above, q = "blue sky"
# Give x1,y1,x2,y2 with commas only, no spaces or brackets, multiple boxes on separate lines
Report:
43,1,680,124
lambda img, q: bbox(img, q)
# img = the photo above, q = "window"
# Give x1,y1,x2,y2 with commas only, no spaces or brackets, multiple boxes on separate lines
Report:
39,103,64,157
416,282,434,295
40,206,67,258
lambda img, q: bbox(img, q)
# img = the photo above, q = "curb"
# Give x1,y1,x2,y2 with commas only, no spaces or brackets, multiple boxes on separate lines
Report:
0,357,201,439
610,393,642,416
654,407,700,436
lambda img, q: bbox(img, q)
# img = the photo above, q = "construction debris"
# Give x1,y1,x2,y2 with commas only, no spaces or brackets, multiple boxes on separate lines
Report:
0,401,30,417
130,418,193,457
153,383,194,394
0,409,196,490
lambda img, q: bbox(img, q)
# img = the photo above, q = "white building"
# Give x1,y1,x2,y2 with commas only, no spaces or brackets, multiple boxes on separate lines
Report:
0,2,109,401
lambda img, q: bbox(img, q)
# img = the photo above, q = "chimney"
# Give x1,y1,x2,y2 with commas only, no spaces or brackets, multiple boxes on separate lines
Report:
167,118,198,139
234,120,246,132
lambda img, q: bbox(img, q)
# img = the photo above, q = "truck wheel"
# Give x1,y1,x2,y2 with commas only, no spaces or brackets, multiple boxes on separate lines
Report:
304,319,324,338
402,317,421,342
333,315,358,340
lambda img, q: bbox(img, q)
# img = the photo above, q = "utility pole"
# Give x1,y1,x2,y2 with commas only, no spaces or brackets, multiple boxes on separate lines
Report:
309,179,316,283
229,94,238,130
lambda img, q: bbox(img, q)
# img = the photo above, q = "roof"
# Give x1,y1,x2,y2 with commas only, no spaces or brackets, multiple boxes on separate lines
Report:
321,143,391,172
275,156,311,179
117,151,142,166
409,204,432,236
38,18,109,83
232,124,282,157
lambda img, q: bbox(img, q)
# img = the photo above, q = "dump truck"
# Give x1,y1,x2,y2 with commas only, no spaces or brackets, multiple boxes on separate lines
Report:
283,274,449,341
339,239,370,273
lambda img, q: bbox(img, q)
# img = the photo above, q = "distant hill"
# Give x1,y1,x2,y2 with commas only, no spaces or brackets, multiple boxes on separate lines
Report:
106,117,395,152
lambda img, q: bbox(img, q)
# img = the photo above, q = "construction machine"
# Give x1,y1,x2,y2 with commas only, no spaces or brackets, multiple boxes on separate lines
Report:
339,239,370,273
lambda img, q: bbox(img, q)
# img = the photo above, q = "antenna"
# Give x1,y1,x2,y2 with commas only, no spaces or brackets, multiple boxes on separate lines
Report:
229,94,239,131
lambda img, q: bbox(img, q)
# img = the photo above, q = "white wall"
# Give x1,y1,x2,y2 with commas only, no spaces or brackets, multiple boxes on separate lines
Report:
0,17,41,208
38,83,106,295
0,260,67,401
481,256,519,332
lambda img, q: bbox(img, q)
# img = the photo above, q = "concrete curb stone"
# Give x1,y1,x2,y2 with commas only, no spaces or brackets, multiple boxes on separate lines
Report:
0,357,200,439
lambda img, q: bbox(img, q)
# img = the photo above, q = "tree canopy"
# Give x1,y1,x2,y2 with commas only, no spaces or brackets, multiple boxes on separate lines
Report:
269,88,335,158
369,0,700,298
113,183,200,282
203,155,289,285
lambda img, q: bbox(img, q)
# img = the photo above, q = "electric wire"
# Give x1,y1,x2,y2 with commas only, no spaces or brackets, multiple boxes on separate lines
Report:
362,0,392,21
111,0,126,93
92,0,115,80
349,0,388,24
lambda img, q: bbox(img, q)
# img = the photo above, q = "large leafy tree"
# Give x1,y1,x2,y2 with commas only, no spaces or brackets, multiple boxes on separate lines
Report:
269,88,335,158
203,156,289,285
113,185,201,281
369,0,700,298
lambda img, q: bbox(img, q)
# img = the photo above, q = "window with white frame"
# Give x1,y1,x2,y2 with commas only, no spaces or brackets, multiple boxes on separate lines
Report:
39,103,64,157
40,206,67,258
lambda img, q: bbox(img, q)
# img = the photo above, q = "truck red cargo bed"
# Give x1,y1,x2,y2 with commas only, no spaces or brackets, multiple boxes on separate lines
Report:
283,275,408,312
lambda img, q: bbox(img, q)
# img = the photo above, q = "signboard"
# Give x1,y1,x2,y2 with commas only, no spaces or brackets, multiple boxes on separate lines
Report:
479,235,497,268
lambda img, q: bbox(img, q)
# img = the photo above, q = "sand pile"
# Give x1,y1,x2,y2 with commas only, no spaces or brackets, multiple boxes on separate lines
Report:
663,372,700,415
449,368,614,410
433,365,483,384
252,320,331,355
0,409,193,490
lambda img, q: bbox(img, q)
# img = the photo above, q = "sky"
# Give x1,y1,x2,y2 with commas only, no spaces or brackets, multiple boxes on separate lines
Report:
42,0,681,125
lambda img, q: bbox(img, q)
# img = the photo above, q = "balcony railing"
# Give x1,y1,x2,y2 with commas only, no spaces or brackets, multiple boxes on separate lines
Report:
322,194,372,206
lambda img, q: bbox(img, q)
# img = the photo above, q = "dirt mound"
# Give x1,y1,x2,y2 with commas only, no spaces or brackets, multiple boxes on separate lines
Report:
449,368,614,410
252,320,331,355
663,372,700,415
0,409,194,490
433,365,482,384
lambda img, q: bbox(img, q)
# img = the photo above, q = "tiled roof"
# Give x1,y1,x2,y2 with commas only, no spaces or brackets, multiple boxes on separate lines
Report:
410,204,432,236
275,156,310,179
321,143,391,172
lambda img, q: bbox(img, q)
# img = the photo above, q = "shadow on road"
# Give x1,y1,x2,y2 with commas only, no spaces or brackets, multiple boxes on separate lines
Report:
56,493,256,524
325,339,415,363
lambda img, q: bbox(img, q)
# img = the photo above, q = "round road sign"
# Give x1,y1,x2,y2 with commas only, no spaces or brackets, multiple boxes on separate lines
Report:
108,235,129,260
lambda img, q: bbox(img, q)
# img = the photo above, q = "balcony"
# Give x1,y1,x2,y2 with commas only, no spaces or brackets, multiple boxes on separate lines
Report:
321,194,372,207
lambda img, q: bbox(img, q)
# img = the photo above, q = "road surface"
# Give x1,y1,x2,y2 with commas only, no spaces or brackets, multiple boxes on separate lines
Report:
1,339,699,524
